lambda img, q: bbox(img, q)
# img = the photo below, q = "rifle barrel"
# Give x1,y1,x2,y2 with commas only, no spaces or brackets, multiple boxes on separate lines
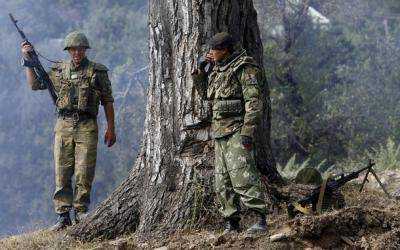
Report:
9,13,58,105
9,13,27,40
8,13,16,24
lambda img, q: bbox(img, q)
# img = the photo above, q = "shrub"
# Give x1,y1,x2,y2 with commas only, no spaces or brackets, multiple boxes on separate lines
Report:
366,138,400,171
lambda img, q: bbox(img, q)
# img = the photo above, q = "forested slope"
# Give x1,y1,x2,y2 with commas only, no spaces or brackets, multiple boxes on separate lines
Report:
2,0,400,240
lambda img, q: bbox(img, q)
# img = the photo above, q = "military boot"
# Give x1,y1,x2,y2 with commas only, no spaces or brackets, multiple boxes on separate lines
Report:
223,217,240,234
246,213,267,235
50,212,71,231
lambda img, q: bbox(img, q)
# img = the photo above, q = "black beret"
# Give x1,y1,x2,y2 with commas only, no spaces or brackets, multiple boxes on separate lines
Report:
209,32,235,50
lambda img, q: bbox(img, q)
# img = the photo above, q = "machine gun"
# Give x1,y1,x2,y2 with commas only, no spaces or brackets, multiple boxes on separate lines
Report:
9,13,58,105
287,159,391,218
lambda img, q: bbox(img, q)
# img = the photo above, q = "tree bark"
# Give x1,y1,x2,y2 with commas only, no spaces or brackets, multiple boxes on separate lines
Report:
70,0,281,241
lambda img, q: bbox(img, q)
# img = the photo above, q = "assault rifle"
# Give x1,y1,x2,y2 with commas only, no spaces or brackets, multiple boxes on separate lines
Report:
287,159,391,218
9,13,58,105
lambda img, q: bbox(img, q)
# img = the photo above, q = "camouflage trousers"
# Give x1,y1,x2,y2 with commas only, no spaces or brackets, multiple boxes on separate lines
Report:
53,117,98,214
214,131,266,219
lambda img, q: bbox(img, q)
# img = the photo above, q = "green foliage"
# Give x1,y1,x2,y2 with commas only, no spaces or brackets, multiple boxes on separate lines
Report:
277,154,310,180
263,0,400,170
278,154,310,180
367,138,400,171
277,154,334,183
277,154,329,180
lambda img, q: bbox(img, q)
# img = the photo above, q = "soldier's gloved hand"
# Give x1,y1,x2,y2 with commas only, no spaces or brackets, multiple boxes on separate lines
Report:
241,135,253,151
104,128,117,147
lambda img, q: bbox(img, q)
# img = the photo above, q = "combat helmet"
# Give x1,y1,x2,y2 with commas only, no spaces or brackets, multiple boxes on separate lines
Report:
63,31,91,50
294,167,323,186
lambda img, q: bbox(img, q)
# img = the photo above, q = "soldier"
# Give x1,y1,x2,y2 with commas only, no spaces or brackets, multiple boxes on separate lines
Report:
192,32,267,234
21,31,116,230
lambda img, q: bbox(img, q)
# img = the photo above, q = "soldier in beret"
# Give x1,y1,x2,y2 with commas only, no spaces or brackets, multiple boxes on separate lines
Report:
192,32,267,235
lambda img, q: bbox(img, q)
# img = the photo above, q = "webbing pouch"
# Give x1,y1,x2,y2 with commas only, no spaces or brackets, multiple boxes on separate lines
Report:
213,99,244,117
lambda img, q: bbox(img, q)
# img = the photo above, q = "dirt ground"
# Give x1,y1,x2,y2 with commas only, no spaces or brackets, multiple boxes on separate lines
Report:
1,171,400,249
102,199,400,249
138,182,400,250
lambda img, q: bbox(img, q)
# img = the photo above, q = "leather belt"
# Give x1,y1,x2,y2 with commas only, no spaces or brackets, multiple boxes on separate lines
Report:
58,111,95,122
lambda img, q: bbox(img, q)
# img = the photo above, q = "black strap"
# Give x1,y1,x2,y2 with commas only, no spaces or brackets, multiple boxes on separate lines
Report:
58,111,95,121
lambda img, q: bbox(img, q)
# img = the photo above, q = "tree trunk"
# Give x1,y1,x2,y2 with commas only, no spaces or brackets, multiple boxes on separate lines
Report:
70,0,281,241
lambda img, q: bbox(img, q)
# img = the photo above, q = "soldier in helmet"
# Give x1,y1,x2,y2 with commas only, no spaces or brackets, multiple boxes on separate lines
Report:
192,32,267,234
21,31,116,230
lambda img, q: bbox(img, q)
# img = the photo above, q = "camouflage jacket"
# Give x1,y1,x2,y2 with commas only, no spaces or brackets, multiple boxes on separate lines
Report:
193,50,263,139
31,57,114,117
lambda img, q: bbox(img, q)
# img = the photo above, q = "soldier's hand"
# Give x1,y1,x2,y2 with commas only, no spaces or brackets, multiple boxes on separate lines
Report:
192,52,213,75
241,135,253,151
21,41,33,60
104,128,116,147
205,52,214,62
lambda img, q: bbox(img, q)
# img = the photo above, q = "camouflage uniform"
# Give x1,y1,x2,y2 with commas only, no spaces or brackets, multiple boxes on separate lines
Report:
31,57,114,214
193,49,266,219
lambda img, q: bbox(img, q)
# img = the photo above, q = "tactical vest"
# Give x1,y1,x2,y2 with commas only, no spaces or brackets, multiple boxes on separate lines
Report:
55,61,101,117
207,50,260,119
